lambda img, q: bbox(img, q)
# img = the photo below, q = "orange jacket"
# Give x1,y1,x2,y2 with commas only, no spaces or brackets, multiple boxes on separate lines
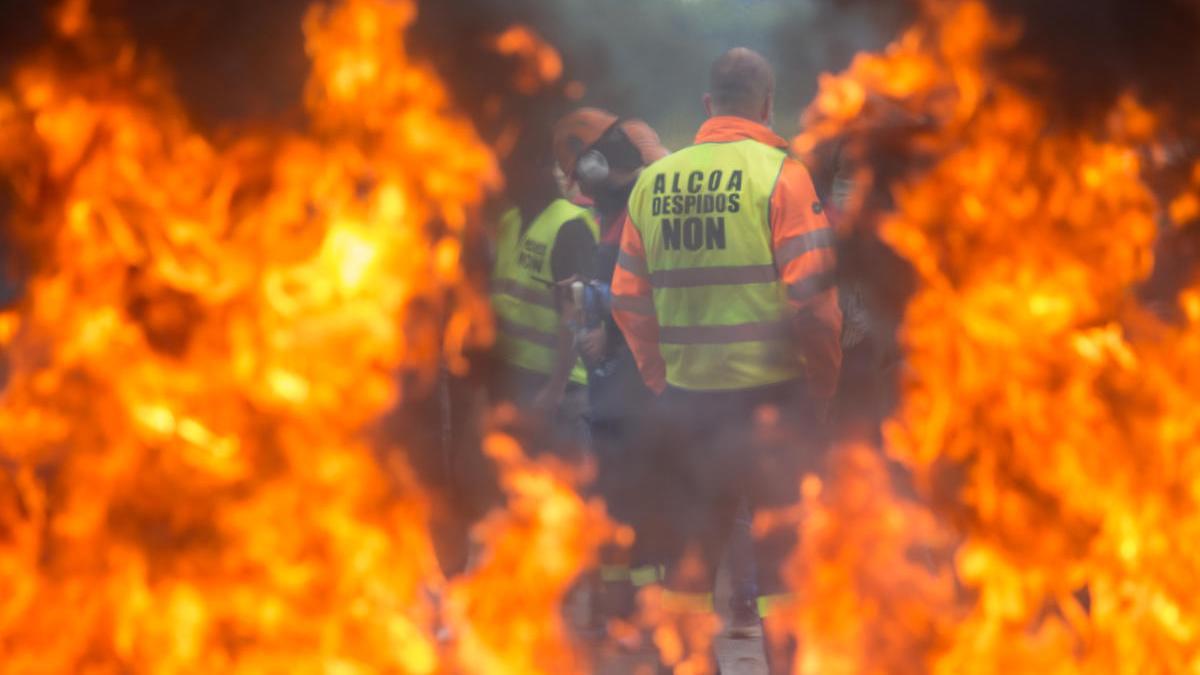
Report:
612,116,843,399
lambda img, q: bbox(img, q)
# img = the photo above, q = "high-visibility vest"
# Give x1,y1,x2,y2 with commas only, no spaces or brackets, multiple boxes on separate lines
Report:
491,199,598,385
627,140,802,391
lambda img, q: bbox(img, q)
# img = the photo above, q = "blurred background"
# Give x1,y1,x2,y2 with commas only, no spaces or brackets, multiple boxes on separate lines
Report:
0,0,906,147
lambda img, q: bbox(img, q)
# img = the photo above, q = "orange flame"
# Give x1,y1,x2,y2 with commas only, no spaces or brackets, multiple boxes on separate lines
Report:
789,0,1200,672
445,427,620,673
0,0,611,672
640,582,723,675
492,26,564,95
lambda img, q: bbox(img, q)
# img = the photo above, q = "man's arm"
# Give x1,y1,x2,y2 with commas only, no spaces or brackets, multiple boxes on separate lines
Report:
611,214,666,394
771,158,843,406
532,218,596,410
550,218,597,283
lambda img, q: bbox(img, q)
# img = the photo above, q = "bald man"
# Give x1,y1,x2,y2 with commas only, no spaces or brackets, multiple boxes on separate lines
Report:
707,46,777,124
612,48,841,673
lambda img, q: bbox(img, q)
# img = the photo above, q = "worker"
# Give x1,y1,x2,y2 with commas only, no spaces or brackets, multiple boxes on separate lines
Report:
804,95,930,446
489,126,599,437
551,108,670,623
612,48,842,673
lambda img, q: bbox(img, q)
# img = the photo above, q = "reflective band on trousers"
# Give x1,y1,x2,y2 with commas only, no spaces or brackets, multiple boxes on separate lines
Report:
660,590,714,614
492,278,555,309
775,226,835,267
659,320,789,345
756,593,793,619
630,564,664,587
599,564,631,582
495,317,557,349
648,264,777,288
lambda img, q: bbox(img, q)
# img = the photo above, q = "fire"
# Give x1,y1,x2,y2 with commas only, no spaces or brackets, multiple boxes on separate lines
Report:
445,426,620,674
788,0,1200,672
0,0,610,672
492,26,564,95
641,582,723,675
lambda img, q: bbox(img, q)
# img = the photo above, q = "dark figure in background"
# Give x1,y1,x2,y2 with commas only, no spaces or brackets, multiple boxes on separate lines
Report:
802,98,927,446
551,108,669,622
613,48,842,674
551,108,668,432
488,131,598,431
407,124,600,582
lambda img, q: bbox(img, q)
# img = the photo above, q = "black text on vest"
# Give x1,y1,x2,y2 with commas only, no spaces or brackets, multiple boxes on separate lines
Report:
518,240,547,272
650,170,743,217
661,217,726,251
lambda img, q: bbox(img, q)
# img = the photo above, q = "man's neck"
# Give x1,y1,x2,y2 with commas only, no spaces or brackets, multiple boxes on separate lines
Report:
594,183,635,226
711,110,767,125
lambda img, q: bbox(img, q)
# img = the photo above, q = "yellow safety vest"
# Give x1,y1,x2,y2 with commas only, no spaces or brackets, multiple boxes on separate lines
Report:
627,140,802,391
491,199,598,385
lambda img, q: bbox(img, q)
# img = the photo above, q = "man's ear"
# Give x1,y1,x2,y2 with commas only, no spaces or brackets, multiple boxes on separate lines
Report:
703,93,714,118
761,91,774,125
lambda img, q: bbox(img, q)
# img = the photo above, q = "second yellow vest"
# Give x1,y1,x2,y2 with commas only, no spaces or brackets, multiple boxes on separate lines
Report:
491,199,598,385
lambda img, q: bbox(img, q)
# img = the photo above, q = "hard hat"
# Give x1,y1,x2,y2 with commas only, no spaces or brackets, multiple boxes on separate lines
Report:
553,108,668,181
552,107,619,178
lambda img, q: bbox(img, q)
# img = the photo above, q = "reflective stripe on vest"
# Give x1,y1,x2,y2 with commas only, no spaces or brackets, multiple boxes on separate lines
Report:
490,200,598,383
491,278,555,310
648,263,776,288
627,139,802,391
658,320,789,345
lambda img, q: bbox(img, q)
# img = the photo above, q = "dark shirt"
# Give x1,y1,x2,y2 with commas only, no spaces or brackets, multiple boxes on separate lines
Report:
549,217,596,283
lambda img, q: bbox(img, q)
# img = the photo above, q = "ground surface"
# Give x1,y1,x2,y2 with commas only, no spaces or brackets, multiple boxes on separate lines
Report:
588,562,770,674
594,635,768,674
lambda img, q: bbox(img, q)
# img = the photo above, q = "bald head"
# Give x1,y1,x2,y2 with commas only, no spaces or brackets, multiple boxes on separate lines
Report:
706,48,775,123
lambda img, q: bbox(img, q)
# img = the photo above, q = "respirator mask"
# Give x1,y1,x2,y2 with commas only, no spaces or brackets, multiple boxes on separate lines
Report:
572,120,643,194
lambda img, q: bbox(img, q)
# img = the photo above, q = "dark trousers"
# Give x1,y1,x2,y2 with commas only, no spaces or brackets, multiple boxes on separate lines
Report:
639,380,827,600
726,498,758,612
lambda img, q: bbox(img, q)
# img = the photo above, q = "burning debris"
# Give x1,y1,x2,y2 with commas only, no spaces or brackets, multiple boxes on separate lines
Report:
790,0,1200,672
0,0,614,672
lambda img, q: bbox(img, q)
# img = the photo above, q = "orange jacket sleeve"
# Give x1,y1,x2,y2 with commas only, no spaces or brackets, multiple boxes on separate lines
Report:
771,158,843,403
611,214,667,394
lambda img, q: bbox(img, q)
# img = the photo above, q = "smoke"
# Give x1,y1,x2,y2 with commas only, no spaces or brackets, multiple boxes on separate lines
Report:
408,0,586,223
0,1,47,74
771,0,913,133
411,0,902,149
987,0,1200,130
0,0,905,199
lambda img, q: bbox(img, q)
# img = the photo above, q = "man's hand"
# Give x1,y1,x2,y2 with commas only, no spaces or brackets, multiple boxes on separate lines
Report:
555,275,586,326
578,325,607,362
530,383,564,417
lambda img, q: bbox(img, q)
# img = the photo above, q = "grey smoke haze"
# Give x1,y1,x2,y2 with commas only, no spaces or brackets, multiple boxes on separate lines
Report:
0,0,902,149
545,0,901,148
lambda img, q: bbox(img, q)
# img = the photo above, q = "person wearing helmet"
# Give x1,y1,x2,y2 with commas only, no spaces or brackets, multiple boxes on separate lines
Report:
552,108,670,621
489,123,599,429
